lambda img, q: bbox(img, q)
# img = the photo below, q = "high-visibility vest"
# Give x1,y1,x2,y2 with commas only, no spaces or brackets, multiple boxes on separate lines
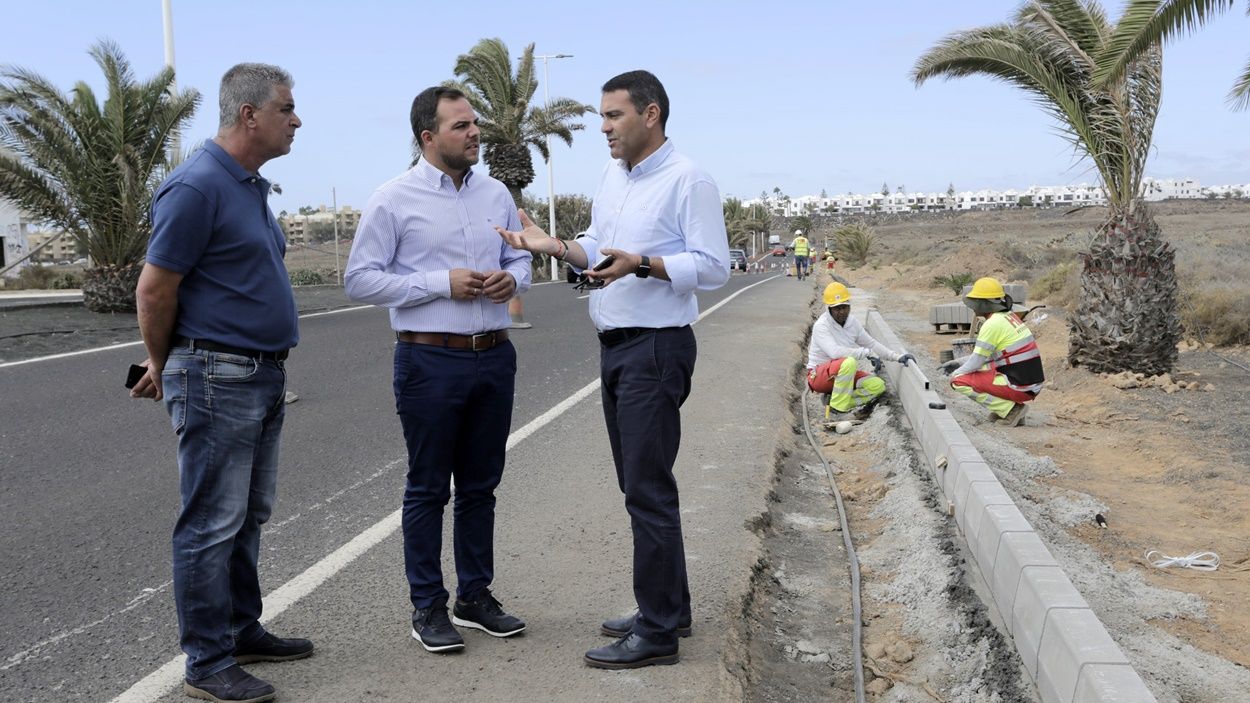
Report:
973,312,1044,391
793,237,809,256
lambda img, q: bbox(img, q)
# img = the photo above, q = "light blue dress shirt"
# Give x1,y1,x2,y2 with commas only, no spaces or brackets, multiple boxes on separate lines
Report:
577,140,730,331
344,160,532,334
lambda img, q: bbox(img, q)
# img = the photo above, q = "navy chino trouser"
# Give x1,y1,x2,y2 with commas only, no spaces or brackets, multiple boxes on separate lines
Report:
393,339,516,609
599,326,697,645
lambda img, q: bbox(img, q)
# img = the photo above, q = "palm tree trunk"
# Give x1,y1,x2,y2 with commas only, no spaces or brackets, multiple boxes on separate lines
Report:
1068,206,1181,374
81,262,143,313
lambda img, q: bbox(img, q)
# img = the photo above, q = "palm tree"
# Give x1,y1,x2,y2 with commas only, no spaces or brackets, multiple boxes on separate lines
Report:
1094,0,1247,108
913,0,1181,375
444,38,594,208
0,40,200,312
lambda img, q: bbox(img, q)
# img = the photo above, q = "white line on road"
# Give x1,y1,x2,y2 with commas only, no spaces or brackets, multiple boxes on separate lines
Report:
0,305,372,369
108,275,778,702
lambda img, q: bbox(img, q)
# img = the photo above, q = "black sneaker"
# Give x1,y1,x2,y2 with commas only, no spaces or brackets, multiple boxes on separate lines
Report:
233,630,314,664
184,664,275,703
411,602,465,653
451,589,526,637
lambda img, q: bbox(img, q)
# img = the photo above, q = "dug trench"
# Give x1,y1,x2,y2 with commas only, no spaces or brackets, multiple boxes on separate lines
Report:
722,345,1035,701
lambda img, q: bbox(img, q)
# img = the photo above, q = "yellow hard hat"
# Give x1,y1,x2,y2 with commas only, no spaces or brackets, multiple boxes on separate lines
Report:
966,277,1005,300
823,282,851,306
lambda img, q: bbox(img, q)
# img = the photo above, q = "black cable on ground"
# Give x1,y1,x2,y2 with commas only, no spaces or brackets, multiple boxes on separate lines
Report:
799,385,867,703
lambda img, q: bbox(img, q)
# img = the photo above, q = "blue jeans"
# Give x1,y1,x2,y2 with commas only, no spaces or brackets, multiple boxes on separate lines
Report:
162,348,286,679
393,340,515,609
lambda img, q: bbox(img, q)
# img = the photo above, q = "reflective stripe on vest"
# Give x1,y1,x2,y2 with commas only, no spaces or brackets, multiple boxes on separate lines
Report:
980,312,1044,388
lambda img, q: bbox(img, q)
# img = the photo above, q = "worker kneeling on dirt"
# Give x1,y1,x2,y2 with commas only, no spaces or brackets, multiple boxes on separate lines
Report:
944,277,1044,427
806,282,914,419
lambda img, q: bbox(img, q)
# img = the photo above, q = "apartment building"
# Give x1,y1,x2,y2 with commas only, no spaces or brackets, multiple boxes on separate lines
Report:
279,205,361,245
25,230,79,264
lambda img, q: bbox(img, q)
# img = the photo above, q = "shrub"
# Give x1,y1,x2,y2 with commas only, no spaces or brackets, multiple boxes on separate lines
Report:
51,272,82,289
1183,286,1250,346
834,223,874,268
14,265,58,289
1032,261,1080,309
289,269,326,286
932,272,975,295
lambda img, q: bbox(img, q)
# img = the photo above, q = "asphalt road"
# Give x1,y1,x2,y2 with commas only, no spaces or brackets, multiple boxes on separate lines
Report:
0,271,793,701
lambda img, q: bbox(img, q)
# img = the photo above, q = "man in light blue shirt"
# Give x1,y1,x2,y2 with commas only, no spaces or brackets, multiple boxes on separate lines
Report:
498,70,729,669
345,86,532,655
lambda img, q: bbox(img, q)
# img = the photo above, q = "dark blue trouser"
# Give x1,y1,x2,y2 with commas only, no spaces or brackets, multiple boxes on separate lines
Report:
393,340,516,609
600,326,696,644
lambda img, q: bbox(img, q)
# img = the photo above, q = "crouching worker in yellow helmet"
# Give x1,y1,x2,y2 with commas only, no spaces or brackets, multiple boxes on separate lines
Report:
807,282,915,419
945,277,1044,427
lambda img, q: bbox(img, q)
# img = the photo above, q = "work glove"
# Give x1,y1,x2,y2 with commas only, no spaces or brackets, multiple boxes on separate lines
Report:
937,356,965,376
897,353,915,367
868,356,883,374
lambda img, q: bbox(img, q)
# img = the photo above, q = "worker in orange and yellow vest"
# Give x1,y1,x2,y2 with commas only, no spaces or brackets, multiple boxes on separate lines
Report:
806,282,914,419
943,277,1044,427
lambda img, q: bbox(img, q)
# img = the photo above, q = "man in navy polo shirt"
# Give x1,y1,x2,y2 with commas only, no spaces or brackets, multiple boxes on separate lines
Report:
132,63,309,703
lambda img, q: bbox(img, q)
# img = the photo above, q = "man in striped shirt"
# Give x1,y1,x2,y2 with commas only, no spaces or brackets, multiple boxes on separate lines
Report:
345,86,532,654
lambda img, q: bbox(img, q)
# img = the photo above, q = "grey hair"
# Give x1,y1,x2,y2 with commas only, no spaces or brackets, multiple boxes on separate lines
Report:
219,63,293,129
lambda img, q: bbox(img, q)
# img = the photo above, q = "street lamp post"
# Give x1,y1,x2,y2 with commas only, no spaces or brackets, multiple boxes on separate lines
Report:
536,53,572,281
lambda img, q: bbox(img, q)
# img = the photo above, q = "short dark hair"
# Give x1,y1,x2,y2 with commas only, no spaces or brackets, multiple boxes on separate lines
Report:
601,70,668,129
410,86,466,150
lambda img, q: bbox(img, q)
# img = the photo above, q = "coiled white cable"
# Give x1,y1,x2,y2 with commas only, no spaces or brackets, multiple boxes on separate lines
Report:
1145,549,1221,571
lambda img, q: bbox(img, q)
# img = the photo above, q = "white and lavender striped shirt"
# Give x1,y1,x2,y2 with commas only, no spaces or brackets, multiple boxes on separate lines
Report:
344,160,532,334
577,140,730,331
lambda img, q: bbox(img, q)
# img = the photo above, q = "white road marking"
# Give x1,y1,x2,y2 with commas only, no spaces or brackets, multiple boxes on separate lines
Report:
0,305,371,369
105,275,779,701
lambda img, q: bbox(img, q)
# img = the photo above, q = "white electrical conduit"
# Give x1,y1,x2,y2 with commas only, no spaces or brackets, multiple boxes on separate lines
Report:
799,386,867,703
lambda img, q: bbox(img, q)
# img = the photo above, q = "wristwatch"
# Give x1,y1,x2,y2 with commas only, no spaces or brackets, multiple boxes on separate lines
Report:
635,255,651,279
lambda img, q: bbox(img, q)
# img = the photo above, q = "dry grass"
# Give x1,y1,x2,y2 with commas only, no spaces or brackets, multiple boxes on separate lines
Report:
871,200,1250,346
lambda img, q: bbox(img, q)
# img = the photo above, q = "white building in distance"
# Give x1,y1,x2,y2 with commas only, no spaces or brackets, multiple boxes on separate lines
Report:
743,177,1249,216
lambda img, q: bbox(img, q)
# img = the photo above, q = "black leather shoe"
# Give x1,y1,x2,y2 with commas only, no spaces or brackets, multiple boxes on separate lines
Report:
184,664,275,703
233,630,315,664
585,632,679,670
452,589,526,637
600,611,691,638
412,602,465,653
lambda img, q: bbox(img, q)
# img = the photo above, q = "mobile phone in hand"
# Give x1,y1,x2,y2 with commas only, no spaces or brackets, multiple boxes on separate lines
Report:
125,363,147,389
592,254,616,271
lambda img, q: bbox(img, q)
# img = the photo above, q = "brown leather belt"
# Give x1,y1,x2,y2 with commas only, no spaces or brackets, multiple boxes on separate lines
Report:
396,330,509,351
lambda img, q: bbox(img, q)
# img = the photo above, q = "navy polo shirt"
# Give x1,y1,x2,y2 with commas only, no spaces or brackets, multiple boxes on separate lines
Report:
148,140,298,351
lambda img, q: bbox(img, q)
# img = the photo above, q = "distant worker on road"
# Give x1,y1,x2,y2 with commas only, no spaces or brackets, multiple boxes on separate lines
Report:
806,282,914,419
943,277,1044,427
789,229,810,280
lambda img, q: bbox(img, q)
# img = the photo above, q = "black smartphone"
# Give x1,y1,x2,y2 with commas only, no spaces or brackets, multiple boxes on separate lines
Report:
125,363,147,389
592,254,617,271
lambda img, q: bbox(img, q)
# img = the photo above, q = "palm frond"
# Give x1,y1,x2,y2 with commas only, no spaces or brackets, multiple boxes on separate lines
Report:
1094,0,1234,87
448,37,592,181
1228,55,1250,109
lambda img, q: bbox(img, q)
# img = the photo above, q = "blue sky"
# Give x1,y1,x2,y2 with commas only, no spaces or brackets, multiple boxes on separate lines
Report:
5,0,1248,212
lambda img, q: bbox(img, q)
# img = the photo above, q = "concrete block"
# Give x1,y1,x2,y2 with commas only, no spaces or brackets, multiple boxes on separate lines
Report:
1012,566,1089,678
1038,608,1131,703
974,503,1033,580
940,443,981,499
951,461,998,532
960,482,1014,555
1073,663,1158,703
991,532,1057,635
